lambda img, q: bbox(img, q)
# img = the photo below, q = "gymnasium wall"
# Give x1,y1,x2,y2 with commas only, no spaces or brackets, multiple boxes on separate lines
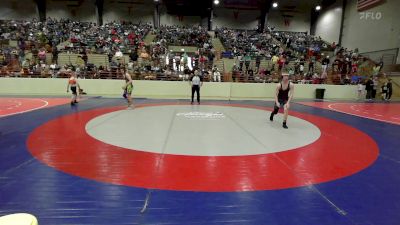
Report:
341,0,400,63
388,76,400,98
314,0,343,44
157,7,260,29
155,7,311,32
213,8,259,30
0,78,358,100
0,0,38,20
0,0,312,32
46,0,97,23
267,9,311,33
3,0,398,65
103,0,153,24
159,14,202,27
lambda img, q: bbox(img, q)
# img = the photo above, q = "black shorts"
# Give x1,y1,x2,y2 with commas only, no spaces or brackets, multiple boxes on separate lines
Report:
71,86,77,95
276,99,288,107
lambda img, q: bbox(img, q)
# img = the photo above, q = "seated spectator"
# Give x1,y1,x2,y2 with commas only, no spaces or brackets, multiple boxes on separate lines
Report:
76,55,85,67
115,49,123,58
129,49,138,62
213,66,221,82
372,63,381,76
22,59,30,69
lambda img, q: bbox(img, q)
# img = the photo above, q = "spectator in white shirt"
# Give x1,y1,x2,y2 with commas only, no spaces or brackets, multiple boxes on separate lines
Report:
115,49,123,58
213,66,221,82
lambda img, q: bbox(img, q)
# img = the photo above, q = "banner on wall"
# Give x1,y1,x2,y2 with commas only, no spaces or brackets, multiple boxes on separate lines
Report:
284,18,290,27
357,0,385,11
224,0,258,9
233,11,239,19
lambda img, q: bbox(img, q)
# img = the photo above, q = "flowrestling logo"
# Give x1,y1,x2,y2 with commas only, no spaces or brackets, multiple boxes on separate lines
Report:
176,112,225,120
359,11,382,20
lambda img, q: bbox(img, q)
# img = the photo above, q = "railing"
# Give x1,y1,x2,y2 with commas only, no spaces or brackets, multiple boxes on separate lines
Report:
360,48,399,65
383,65,400,73
391,80,400,89
387,71,400,76
0,66,325,85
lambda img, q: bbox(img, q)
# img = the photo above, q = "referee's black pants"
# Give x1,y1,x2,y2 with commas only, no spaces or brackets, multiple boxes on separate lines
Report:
191,85,200,103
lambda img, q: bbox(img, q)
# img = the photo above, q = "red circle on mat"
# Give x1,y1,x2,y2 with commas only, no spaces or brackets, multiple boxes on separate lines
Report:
27,103,379,192
0,98,47,117
0,98,72,117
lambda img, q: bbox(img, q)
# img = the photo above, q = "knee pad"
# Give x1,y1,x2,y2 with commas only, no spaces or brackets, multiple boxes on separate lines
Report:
273,105,279,114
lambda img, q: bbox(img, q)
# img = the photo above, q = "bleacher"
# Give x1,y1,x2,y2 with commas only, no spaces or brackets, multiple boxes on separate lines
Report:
0,19,380,86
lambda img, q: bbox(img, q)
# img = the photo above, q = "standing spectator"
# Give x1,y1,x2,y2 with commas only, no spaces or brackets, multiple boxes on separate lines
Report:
255,68,266,83
278,55,285,71
255,54,261,70
386,79,393,101
365,76,373,100
299,57,305,76
208,51,215,65
38,48,46,63
129,48,138,62
81,49,88,66
76,55,85,68
340,58,348,79
372,63,381,76
31,47,38,64
378,60,384,72
332,57,340,73
247,67,254,81
22,58,31,69
244,54,251,71
357,80,365,100
288,67,295,77
271,55,279,71
107,50,113,63
346,57,352,75
321,56,330,73
52,45,58,64
308,57,315,75
381,81,388,100
199,55,207,70
372,76,378,99
18,48,25,66
351,58,358,75
115,49,123,61
232,64,239,82
331,42,336,49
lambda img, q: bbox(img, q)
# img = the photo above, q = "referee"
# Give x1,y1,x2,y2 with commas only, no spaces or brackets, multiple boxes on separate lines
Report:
190,71,203,104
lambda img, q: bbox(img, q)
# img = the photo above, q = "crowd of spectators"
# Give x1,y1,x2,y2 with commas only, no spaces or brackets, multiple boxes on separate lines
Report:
151,25,216,76
0,18,221,81
216,27,281,59
215,26,383,85
0,18,151,55
275,31,332,55
0,18,381,86
0,18,153,78
154,25,211,48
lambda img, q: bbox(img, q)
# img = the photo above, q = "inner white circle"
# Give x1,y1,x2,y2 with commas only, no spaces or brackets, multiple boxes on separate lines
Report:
86,105,321,156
